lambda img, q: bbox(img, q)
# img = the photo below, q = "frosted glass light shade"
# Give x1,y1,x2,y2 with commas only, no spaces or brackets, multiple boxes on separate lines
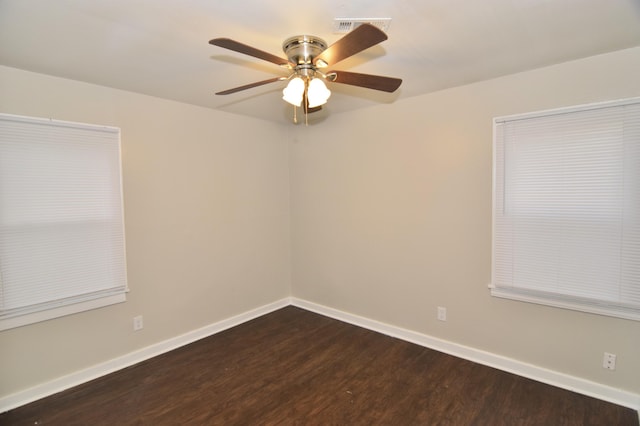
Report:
307,78,331,108
282,77,305,107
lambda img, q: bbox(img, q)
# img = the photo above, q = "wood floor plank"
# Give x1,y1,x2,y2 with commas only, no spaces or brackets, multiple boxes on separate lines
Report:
1,306,637,425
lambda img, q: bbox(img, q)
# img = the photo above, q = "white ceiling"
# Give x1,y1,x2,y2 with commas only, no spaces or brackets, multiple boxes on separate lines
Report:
1,0,640,125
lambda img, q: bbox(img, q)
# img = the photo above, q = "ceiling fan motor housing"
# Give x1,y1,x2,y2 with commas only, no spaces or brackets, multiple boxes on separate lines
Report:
282,35,327,74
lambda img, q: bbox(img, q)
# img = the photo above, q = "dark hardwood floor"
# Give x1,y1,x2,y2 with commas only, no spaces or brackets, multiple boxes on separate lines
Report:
1,306,637,425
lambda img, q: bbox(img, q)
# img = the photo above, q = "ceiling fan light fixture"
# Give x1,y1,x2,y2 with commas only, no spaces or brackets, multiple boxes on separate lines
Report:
282,77,305,106
307,78,331,108
211,23,402,123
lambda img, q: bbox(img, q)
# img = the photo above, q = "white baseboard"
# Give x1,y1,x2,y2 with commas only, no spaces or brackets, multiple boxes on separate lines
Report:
3,296,638,417
290,297,640,413
0,297,291,413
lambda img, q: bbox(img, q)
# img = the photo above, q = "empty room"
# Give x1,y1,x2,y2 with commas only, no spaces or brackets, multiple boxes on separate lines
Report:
0,1,639,424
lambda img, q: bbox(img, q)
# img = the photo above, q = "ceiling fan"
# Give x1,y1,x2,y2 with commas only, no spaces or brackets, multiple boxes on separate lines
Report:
209,24,402,122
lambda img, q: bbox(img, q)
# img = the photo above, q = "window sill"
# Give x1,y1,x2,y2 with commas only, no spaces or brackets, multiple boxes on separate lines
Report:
489,285,640,322
0,293,126,331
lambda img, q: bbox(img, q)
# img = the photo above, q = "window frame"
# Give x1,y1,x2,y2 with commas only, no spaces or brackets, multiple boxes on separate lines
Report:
490,97,640,321
0,113,128,331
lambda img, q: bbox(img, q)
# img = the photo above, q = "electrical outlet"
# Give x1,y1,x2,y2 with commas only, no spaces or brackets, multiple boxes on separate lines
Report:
437,306,447,321
602,352,616,370
133,315,144,331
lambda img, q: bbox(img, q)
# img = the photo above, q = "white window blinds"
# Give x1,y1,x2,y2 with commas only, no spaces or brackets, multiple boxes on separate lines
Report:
492,98,640,321
0,113,127,330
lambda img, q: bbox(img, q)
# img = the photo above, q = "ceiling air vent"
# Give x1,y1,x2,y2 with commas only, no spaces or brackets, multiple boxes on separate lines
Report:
333,18,392,34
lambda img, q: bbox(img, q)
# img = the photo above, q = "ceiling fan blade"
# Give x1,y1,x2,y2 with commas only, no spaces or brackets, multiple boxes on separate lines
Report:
327,71,402,93
216,77,285,95
210,38,294,67
313,24,388,67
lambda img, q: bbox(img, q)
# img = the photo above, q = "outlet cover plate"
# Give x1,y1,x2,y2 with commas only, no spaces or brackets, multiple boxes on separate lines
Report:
603,352,616,370
437,306,447,321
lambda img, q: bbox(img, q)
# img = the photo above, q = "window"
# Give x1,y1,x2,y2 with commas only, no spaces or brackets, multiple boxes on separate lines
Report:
491,98,640,321
0,113,127,330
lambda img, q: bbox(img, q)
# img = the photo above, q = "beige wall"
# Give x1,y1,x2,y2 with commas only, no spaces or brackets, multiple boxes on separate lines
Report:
290,47,640,394
1,46,640,403
0,66,291,396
